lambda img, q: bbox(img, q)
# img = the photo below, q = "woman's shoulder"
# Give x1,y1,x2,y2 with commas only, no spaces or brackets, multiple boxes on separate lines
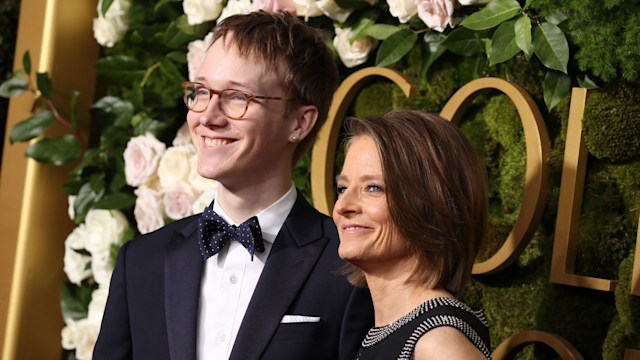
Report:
413,326,488,360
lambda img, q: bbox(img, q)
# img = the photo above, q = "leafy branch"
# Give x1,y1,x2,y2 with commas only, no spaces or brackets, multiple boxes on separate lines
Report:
0,51,86,165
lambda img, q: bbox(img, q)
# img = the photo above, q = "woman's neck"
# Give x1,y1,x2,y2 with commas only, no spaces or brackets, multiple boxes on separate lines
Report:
365,270,453,327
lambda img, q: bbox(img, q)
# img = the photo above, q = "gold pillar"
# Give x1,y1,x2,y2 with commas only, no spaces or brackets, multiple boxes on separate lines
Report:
0,0,99,358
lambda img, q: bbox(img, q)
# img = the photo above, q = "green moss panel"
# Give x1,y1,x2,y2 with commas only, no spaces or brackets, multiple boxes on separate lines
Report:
583,84,640,163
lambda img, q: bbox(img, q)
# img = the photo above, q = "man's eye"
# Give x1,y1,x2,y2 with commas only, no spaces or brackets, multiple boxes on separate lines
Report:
196,88,209,96
225,91,248,102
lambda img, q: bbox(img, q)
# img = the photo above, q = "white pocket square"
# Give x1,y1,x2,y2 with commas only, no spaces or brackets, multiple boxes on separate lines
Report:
280,315,321,323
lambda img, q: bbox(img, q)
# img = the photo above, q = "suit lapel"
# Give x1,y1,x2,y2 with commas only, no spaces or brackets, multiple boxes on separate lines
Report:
229,195,330,360
164,217,203,360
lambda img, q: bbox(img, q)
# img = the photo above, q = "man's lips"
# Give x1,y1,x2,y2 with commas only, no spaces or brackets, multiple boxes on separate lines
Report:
202,137,235,147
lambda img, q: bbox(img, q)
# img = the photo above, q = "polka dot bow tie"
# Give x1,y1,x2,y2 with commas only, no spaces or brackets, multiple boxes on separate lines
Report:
198,206,265,261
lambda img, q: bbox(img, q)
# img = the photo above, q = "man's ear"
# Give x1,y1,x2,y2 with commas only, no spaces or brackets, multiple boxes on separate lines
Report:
289,105,318,143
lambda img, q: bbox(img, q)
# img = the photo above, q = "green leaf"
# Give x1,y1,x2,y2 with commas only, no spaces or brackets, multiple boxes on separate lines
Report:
532,22,569,73
25,135,83,165
543,70,571,111
90,96,135,128
9,110,54,143
349,12,379,42
70,90,80,129
167,51,187,64
74,180,105,223
545,8,569,25
95,56,146,85
577,73,600,89
23,51,31,74
60,282,94,321
36,72,52,98
489,19,520,65
460,0,521,30
165,15,210,48
375,29,418,67
0,77,29,97
158,58,185,85
514,15,532,55
420,32,447,78
101,0,115,16
442,27,485,56
94,192,136,210
366,24,401,40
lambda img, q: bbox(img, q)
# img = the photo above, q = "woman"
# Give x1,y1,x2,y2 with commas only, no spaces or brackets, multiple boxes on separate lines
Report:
333,110,491,359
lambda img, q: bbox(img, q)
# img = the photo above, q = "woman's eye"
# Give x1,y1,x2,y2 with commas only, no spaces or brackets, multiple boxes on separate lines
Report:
366,184,383,193
336,185,347,194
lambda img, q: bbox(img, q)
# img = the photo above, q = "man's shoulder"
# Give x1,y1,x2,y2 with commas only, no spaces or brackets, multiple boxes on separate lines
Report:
123,213,200,253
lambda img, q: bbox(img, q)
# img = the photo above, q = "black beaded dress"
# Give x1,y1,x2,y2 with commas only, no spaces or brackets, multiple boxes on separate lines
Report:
355,297,492,360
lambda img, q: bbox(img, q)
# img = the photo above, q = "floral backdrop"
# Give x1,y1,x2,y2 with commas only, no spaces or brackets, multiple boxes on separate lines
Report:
2,0,639,358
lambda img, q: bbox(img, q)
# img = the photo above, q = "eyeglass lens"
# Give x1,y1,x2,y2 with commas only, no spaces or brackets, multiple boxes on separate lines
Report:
183,84,249,119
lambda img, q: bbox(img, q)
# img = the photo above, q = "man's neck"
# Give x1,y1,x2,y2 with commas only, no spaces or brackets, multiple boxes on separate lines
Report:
215,174,293,223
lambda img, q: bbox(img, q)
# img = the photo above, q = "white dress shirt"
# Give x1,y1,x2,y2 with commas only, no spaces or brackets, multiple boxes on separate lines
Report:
197,184,297,359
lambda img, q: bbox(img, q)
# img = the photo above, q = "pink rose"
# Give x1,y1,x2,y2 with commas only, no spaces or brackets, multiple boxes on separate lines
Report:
163,181,196,220
123,133,166,187
187,32,213,82
417,0,455,32
253,0,297,13
134,186,165,234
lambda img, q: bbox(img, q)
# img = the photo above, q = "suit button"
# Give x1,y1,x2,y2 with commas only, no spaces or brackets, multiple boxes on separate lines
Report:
229,274,238,284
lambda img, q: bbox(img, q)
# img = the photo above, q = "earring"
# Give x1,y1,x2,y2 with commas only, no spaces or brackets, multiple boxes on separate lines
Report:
291,135,298,142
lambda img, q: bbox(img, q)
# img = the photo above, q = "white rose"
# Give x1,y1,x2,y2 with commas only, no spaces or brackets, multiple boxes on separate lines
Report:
188,154,219,193
192,186,217,214
64,247,92,285
157,145,195,190
87,287,109,325
61,319,78,350
134,186,165,234
84,209,129,256
92,0,131,47
458,0,491,5
294,0,324,19
64,226,92,285
253,0,297,12
387,0,417,23
217,0,253,24
187,32,214,82
68,195,76,221
163,181,196,220
183,0,224,25
317,0,352,22
333,27,376,68
92,251,114,286
61,318,100,360
123,133,166,187
417,0,455,32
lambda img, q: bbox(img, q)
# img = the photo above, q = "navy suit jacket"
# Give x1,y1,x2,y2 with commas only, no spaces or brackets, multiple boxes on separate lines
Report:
93,193,373,359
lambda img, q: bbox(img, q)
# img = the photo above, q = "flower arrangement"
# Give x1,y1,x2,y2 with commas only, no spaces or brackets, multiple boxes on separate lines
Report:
2,0,629,358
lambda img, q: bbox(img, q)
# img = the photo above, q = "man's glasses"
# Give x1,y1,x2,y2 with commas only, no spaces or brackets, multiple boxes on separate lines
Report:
181,81,294,120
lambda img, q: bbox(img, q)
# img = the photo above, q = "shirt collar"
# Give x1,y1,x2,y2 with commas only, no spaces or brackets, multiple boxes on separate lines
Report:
212,183,297,243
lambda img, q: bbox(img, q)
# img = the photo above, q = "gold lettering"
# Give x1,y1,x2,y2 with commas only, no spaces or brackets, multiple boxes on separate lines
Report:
625,349,640,359
310,67,417,215
550,88,617,292
492,331,584,360
633,220,640,296
440,78,551,274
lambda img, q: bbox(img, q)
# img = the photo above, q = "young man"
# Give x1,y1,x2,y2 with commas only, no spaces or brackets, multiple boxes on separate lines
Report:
94,11,373,360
